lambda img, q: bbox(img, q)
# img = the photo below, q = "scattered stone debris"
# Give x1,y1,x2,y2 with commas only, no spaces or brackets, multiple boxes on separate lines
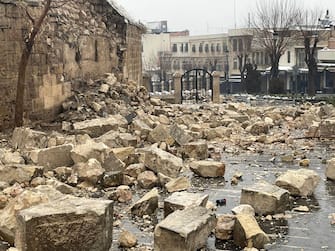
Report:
0,73,334,250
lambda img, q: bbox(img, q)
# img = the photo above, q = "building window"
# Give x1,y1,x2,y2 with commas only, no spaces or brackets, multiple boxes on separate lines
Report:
287,51,291,63
233,39,238,52
216,43,221,52
205,44,209,53
199,44,203,53
260,52,264,65
172,44,177,52
211,44,215,52
223,43,228,52
256,52,260,65
192,44,196,53
185,43,189,52
265,53,269,65
180,44,184,52
238,39,243,52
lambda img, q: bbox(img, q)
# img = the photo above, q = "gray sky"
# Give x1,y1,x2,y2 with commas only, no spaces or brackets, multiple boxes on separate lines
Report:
116,0,335,35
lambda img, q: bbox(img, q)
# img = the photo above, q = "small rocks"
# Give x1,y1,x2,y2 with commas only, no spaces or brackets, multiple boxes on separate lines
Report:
137,171,158,189
326,158,335,181
119,230,137,248
215,214,236,240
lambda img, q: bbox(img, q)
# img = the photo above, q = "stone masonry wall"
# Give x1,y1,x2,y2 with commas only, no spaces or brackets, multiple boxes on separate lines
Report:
0,0,143,129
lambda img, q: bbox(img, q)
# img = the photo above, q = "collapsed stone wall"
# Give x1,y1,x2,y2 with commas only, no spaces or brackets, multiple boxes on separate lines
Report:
0,0,143,129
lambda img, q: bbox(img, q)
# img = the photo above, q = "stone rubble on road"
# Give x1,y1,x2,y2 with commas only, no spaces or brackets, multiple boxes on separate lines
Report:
0,73,334,250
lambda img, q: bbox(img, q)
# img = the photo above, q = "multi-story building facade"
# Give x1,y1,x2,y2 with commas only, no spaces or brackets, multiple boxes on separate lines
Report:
142,22,335,94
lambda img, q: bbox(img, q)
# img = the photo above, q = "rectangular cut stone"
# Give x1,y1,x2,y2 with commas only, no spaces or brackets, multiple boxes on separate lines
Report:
143,146,183,178
73,115,127,137
154,207,216,251
240,180,289,215
29,144,74,170
233,214,270,249
15,196,113,251
275,169,321,197
164,191,208,217
181,141,208,160
319,119,335,137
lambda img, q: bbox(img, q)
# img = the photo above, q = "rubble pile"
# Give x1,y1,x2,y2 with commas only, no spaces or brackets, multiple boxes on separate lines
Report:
0,75,334,250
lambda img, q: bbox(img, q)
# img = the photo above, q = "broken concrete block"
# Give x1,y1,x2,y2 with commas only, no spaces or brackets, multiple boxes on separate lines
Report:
132,119,152,137
215,214,236,240
0,165,43,185
73,115,127,137
137,171,159,189
246,121,269,135
72,158,105,185
111,147,135,162
164,191,208,217
326,158,335,181
275,169,321,197
319,119,335,137
102,171,124,187
233,214,270,249
29,144,74,170
165,177,191,193
131,188,159,217
148,124,174,144
190,160,225,178
119,230,137,248
0,189,52,244
124,163,146,178
1,151,25,165
143,146,183,178
240,180,290,215
181,141,208,160
15,196,113,251
12,127,47,150
154,206,216,251
232,204,255,216
115,185,132,203
169,124,193,146
71,141,108,164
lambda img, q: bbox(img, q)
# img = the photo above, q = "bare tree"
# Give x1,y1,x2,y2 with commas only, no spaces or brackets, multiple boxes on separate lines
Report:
14,0,60,127
295,9,327,96
251,0,298,80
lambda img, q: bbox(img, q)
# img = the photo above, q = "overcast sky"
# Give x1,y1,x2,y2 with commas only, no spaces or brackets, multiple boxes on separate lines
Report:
116,0,335,35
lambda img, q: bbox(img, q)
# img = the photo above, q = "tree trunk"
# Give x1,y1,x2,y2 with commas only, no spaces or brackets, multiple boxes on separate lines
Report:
14,0,52,127
307,61,317,96
14,48,32,127
270,55,280,80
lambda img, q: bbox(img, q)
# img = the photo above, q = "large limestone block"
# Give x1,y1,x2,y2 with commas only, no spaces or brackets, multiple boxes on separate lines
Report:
73,115,127,137
275,169,321,197
326,158,335,181
148,124,174,144
165,177,191,193
130,188,159,217
12,128,47,150
154,207,216,251
169,124,193,146
72,158,105,185
215,214,236,240
1,152,25,165
233,214,270,249
143,146,183,178
131,119,152,137
319,119,335,137
70,142,109,164
164,191,208,217
246,121,269,135
0,165,43,185
181,141,208,160
240,180,289,215
29,144,74,170
190,160,225,178
15,196,113,251
0,187,63,244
